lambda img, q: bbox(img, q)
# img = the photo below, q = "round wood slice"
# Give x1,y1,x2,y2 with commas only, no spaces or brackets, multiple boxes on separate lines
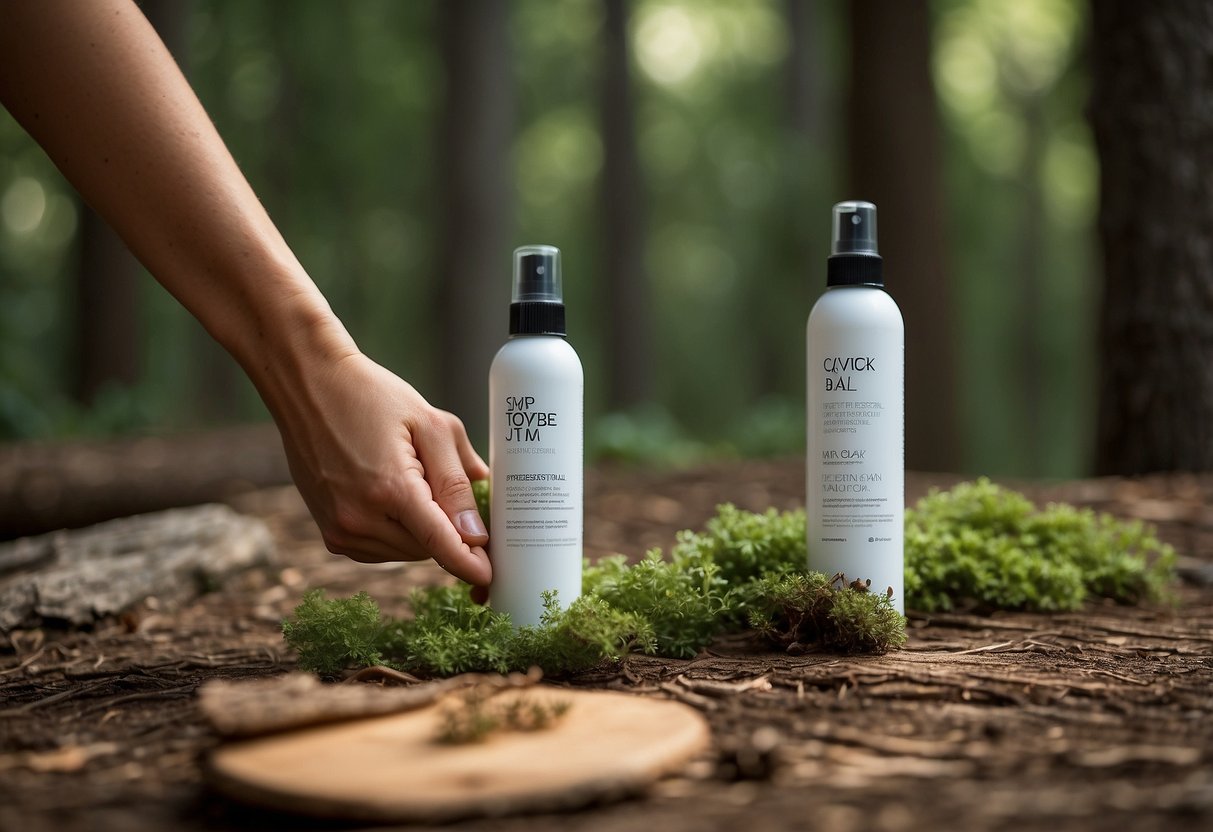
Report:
207,687,711,822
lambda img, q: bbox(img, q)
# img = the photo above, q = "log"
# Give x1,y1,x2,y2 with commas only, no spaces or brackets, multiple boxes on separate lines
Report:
0,504,274,632
0,423,290,540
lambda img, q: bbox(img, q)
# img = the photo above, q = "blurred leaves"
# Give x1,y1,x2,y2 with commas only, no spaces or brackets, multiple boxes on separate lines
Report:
0,0,1097,479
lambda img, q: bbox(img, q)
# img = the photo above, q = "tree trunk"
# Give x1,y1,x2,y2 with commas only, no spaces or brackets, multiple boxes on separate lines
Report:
845,0,959,473
1015,94,1047,474
1091,1,1213,473
599,0,650,409
163,0,243,423
73,216,141,405
72,0,197,408
436,0,515,445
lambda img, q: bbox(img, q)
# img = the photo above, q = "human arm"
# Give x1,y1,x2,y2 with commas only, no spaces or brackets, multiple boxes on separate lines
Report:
0,0,491,584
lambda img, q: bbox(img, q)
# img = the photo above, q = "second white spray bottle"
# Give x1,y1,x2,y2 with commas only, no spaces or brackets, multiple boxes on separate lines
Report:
806,202,905,613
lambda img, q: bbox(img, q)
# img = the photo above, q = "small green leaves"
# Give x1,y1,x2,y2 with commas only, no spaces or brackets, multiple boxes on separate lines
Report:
905,478,1176,612
281,590,385,675
283,480,1177,677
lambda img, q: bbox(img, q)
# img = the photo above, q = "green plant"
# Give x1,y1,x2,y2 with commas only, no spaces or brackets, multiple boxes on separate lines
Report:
672,504,806,584
283,480,1177,677
281,590,385,675
584,550,731,658
745,572,907,654
905,478,1176,612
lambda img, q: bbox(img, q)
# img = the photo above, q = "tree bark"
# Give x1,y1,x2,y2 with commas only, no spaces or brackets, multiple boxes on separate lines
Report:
599,0,650,409
72,0,195,408
846,0,959,472
436,0,515,445
73,216,141,405
1091,1,1213,473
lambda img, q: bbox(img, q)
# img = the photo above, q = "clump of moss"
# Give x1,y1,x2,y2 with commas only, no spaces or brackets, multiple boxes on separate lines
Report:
284,480,1177,677
746,572,906,654
284,501,903,676
671,504,806,584
905,478,1176,612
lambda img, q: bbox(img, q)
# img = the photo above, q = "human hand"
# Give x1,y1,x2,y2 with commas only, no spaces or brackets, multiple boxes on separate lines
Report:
274,351,491,586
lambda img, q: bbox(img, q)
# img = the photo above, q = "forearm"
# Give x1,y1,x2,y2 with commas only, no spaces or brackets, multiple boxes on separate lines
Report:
0,0,355,410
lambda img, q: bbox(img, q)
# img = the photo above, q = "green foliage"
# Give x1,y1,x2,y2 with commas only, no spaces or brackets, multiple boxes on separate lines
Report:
286,586,647,678
905,478,1176,612
672,503,806,584
746,572,906,655
281,590,385,675
284,503,902,677
584,550,731,659
284,481,1178,677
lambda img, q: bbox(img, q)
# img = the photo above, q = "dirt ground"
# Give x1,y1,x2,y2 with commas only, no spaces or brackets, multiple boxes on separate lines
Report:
1,458,1211,832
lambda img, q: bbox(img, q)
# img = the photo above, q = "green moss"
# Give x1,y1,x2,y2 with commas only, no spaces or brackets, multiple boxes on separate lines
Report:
905,478,1176,612
283,480,1177,677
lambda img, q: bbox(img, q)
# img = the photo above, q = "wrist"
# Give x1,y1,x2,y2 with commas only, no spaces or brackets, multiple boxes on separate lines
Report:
223,265,359,425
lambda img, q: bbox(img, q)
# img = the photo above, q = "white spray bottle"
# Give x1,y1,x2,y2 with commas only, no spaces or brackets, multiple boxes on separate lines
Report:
488,245,584,626
806,201,905,613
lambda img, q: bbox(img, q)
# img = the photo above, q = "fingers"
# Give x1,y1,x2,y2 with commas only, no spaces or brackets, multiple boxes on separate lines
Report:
417,413,490,548
449,413,490,481
323,518,429,564
391,473,492,586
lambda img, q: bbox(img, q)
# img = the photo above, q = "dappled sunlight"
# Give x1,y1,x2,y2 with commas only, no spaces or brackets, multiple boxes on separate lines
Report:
1,177,46,237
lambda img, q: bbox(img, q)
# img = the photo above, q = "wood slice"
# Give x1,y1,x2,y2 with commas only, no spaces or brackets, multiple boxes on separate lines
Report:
207,687,711,822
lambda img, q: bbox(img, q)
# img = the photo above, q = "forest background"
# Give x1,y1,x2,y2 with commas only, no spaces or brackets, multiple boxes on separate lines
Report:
0,1,1139,479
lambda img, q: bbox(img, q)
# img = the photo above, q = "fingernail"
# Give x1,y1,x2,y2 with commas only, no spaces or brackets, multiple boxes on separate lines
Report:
457,510,488,539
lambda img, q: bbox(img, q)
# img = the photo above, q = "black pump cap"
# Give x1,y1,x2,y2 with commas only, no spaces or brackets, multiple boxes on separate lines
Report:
510,245,567,335
827,200,883,287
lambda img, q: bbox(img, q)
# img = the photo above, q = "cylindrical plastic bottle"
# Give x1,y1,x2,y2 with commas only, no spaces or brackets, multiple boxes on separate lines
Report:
488,245,584,627
806,201,905,613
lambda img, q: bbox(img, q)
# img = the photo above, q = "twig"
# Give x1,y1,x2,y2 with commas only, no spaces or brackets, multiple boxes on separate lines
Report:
73,684,197,718
1081,668,1152,686
953,641,1015,655
0,678,112,716
0,646,46,677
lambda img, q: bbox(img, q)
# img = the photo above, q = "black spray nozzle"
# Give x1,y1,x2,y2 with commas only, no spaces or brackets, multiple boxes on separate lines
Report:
831,200,878,256
512,245,562,303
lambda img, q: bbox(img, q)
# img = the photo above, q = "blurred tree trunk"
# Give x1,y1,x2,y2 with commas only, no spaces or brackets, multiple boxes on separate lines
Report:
845,0,959,473
599,0,650,409
167,0,243,423
72,1,197,408
74,212,140,405
1091,1,1213,473
1015,94,1047,474
775,0,829,397
436,0,514,443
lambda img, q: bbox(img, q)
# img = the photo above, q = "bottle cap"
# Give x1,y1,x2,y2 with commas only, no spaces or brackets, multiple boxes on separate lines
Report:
827,200,883,287
510,245,567,336
512,245,562,302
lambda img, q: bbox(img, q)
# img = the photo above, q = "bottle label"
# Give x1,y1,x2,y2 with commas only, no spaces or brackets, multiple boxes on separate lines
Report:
807,312,904,610
489,342,584,627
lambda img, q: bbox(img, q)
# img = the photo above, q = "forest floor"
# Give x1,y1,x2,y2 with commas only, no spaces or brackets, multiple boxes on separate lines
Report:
1,456,1211,832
